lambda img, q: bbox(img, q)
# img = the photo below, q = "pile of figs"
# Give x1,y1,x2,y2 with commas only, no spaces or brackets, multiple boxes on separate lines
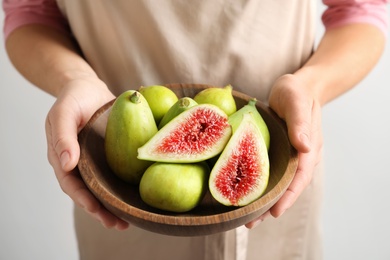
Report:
104,85,270,213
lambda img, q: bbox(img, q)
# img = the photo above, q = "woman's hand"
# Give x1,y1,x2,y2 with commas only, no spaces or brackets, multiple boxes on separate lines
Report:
245,24,386,229
45,76,129,230
5,24,130,230
246,74,323,228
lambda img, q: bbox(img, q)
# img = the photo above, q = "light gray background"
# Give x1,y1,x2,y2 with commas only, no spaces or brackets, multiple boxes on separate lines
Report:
1,3,389,260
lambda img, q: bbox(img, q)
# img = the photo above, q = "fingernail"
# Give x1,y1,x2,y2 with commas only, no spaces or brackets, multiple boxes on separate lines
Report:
277,209,286,218
78,196,88,210
299,133,310,150
93,214,106,228
60,151,70,169
254,218,264,226
99,218,109,228
249,218,263,229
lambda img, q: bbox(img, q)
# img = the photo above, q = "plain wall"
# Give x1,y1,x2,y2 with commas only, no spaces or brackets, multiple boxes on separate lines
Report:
1,4,389,260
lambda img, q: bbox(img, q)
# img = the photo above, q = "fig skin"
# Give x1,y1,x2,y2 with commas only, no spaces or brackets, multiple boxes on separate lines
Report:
228,98,270,150
139,162,210,213
158,97,198,129
209,112,270,207
193,85,237,116
105,90,158,184
138,85,179,124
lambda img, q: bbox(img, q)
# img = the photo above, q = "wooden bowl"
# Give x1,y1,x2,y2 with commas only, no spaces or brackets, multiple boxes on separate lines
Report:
78,83,298,236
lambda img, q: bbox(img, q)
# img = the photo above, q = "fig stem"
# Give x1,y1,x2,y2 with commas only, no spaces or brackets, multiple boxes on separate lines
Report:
129,91,141,104
248,98,257,107
224,84,233,92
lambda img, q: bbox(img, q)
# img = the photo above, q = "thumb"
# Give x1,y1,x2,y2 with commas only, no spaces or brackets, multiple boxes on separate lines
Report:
284,100,312,153
46,102,81,172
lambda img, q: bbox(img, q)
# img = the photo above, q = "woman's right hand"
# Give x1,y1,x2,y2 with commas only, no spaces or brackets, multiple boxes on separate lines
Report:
45,76,129,230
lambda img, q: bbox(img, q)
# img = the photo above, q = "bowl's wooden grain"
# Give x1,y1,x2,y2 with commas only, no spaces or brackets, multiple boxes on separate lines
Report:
78,83,298,236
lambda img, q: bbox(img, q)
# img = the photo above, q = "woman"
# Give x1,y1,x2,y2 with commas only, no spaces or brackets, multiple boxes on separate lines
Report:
3,0,388,259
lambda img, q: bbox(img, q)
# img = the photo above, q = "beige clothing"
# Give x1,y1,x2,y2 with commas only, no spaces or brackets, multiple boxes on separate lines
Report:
56,0,315,102
56,0,323,259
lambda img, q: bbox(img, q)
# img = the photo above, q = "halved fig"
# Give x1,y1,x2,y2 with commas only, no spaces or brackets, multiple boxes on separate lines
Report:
209,112,270,206
137,104,232,163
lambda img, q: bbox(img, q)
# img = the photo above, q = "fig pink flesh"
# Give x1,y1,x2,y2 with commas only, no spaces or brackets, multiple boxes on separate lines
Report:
155,108,229,155
214,131,262,206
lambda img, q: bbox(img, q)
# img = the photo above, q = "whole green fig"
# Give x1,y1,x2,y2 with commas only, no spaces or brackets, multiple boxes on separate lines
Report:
139,162,210,212
194,85,237,116
105,90,158,184
158,97,198,129
138,85,179,124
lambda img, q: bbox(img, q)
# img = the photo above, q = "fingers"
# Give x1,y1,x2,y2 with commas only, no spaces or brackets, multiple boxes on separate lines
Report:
269,152,316,217
60,168,129,230
46,99,81,172
269,74,315,154
270,102,323,218
266,75,324,220
45,96,129,230
245,210,271,229
284,99,313,153
46,81,114,172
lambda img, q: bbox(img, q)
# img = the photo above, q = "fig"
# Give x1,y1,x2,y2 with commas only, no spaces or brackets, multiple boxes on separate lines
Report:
105,90,158,184
137,104,232,163
138,85,179,124
193,85,237,116
228,98,270,150
209,112,270,206
158,97,198,129
139,162,210,212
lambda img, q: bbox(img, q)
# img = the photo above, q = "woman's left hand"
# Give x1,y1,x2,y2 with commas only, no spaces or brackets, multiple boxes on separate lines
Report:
245,74,323,228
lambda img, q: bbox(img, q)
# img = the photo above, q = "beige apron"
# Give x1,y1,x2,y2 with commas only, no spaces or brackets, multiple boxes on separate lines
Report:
56,1,323,259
